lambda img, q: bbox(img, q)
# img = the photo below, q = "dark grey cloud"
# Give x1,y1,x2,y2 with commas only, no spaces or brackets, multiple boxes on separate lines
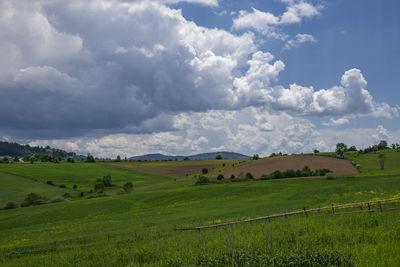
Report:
0,0,255,139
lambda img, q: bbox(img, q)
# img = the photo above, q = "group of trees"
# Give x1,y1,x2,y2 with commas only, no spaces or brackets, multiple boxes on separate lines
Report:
335,140,399,159
0,141,76,158
93,175,133,194
261,166,332,180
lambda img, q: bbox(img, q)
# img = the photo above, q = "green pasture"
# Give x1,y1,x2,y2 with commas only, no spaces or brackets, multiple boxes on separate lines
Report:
353,149,400,173
1,172,400,266
0,162,173,191
0,152,399,266
0,172,78,207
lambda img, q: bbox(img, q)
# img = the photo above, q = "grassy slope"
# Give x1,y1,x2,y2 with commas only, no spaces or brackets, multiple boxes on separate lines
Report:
0,172,78,207
0,153,399,266
354,149,400,172
1,174,399,246
0,162,172,191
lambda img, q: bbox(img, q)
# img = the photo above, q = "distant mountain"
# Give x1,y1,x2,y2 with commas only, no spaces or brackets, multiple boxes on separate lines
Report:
129,151,250,161
0,141,77,158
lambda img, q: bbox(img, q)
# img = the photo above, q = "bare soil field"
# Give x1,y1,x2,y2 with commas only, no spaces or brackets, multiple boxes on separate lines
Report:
103,162,222,178
213,156,358,178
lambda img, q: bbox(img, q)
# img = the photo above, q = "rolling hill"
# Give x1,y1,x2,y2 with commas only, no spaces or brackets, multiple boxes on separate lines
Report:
129,151,250,161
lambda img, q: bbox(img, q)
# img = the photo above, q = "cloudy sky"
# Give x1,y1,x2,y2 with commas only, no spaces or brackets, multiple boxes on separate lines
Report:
1,0,399,158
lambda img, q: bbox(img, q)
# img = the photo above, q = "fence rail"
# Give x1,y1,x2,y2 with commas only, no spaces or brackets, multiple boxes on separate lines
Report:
175,197,400,231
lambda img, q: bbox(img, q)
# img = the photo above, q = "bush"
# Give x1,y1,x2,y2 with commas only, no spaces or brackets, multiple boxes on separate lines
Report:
95,182,105,193
326,172,335,180
123,182,133,193
21,193,47,207
217,174,224,181
73,184,78,189
215,154,223,160
230,174,235,179
195,176,210,185
3,202,18,210
59,184,66,188
46,181,54,186
102,175,113,187
245,172,254,179
201,168,208,174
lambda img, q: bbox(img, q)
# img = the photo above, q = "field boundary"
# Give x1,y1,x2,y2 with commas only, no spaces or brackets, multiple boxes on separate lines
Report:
175,197,400,231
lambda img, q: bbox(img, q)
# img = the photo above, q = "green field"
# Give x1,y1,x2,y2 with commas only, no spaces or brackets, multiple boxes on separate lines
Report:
0,151,400,266
0,172,78,207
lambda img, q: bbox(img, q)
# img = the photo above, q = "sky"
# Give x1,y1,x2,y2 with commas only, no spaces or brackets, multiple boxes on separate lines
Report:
0,0,399,158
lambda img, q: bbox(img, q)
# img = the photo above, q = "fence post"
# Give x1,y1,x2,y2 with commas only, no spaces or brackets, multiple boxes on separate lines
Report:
367,202,370,211
331,204,335,214
379,201,383,212
303,207,308,217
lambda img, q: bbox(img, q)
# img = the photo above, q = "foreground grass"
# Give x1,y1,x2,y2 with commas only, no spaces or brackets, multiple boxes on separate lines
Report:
1,173,400,266
1,210,399,266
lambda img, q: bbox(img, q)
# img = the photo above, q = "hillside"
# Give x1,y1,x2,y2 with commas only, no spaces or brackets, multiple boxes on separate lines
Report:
129,151,250,161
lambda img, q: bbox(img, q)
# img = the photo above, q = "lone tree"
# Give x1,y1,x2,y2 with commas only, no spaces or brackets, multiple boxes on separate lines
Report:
377,140,388,150
201,168,208,174
116,155,121,162
102,175,113,187
95,182,104,193
336,143,347,159
215,154,223,160
379,153,386,170
123,182,133,193
252,154,259,160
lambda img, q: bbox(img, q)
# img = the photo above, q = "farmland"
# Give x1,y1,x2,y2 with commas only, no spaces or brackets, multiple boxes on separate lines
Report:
0,150,399,266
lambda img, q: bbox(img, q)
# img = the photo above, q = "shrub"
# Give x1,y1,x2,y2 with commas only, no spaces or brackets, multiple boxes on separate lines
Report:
230,174,235,179
59,184,66,188
95,182,105,193
252,154,259,160
21,193,47,207
326,172,335,180
46,181,54,186
245,172,254,179
195,176,210,185
217,174,224,181
3,202,18,210
215,154,223,160
201,168,208,174
102,175,113,187
73,184,78,189
301,166,312,177
123,182,133,193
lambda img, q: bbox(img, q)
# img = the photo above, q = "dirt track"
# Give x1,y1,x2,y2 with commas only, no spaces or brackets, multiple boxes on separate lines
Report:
213,156,358,178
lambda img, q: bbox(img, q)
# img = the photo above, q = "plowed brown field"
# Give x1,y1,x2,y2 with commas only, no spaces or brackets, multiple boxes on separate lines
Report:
213,156,358,178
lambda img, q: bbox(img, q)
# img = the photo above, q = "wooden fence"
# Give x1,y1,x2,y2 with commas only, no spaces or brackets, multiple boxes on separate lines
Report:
175,197,400,231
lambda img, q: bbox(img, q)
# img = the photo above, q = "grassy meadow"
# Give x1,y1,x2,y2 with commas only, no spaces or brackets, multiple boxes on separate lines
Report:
0,150,399,266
